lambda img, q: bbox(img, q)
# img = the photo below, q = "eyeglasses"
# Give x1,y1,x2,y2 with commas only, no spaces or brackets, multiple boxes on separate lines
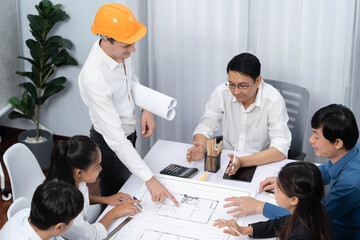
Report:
225,79,255,90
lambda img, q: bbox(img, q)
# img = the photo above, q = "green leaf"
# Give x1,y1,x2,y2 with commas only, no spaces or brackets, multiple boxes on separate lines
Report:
18,56,35,65
43,84,64,97
16,71,34,80
26,39,42,62
19,82,37,98
9,91,35,116
8,111,27,120
52,4,62,11
45,77,66,87
47,35,73,49
9,97,21,107
53,49,78,66
38,0,54,16
42,42,58,63
22,90,29,105
52,50,65,65
28,15,52,41
40,85,64,104
16,71,40,88
49,9,69,24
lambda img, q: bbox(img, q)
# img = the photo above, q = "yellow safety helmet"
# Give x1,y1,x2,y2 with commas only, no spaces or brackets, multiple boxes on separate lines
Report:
91,3,147,44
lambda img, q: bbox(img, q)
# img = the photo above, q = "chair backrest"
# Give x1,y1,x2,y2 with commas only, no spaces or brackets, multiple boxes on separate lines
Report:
3,143,46,201
7,197,31,219
264,79,310,160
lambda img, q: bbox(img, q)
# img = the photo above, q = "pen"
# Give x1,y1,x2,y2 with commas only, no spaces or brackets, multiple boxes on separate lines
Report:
232,148,237,170
220,219,248,240
133,196,143,209
265,189,274,195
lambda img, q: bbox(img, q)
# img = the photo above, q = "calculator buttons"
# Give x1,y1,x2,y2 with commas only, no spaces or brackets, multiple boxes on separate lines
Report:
160,164,198,178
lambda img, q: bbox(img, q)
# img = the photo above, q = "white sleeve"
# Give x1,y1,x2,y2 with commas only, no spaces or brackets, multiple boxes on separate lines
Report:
62,214,107,240
81,76,153,182
193,87,224,138
267,97,292,157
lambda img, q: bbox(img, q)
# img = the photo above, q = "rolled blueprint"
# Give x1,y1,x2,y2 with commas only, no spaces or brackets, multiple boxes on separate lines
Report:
131,82,177,121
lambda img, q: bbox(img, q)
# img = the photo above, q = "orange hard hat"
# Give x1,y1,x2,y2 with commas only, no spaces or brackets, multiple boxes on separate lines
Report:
91,3,147,44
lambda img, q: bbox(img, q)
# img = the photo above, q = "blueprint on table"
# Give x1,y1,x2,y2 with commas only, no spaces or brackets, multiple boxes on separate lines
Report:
108,175,254,240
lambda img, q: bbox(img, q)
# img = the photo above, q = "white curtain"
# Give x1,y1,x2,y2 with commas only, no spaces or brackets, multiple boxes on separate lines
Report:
348,0,360,135
127,0,358,162
248,0,356,162
146,0,250,147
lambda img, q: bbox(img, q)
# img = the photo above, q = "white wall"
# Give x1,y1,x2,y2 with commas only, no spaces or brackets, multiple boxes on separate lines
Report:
0,0,21,117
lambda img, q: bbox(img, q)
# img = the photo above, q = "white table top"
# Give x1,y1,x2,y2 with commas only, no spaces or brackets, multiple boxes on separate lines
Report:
99,139,294,239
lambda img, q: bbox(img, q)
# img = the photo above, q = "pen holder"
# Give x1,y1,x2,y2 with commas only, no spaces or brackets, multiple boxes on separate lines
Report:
204,153,221,173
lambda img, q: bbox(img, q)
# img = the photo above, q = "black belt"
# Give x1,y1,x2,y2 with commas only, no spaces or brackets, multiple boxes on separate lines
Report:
90,125,136,144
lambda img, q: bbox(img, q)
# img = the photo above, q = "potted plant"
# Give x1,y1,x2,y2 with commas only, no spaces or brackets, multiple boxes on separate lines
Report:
8,0,78,170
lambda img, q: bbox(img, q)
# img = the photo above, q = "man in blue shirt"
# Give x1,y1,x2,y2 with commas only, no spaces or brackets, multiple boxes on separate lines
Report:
224,104,360,239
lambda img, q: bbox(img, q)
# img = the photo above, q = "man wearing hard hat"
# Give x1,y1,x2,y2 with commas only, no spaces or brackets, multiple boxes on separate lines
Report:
79,3,178,206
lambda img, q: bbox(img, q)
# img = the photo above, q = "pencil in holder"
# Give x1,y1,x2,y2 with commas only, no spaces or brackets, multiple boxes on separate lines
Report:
204,152,221,173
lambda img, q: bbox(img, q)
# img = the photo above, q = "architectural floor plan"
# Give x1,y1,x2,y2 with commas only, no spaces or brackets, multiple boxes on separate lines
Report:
108,175,254,240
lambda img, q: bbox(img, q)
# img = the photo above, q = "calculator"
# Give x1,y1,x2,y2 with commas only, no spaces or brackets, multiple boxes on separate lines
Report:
160,164,198,178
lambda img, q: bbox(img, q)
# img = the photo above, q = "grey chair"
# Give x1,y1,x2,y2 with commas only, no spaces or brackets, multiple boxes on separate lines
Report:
264,79,310,160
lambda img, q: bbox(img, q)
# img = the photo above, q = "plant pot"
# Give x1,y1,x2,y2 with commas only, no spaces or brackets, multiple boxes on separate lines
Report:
18,129,54,171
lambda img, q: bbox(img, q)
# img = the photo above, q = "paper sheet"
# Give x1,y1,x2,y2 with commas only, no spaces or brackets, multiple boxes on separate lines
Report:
131,82,177,121
108,175,255,240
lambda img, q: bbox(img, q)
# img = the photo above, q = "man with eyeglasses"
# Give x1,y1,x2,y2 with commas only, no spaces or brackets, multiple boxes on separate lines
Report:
186,53,291,173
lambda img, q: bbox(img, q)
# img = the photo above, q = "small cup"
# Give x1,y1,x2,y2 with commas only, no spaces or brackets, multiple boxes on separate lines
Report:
204,153,221,173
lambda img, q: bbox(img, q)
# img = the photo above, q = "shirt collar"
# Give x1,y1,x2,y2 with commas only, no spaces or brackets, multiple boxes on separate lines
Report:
231,80,264,110
328,144,359,179
95,39,123,71
23,210,42,240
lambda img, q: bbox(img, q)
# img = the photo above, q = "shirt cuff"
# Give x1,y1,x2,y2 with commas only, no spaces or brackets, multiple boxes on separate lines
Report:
93,222,108,239
193,125,213,139
270,141,290,158
113,140,154,182
263,202,290,219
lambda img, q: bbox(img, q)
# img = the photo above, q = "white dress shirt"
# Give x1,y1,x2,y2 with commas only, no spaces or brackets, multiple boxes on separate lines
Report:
0,208,63,240
62,182,107,240
79,39,153,182
193,81,291,156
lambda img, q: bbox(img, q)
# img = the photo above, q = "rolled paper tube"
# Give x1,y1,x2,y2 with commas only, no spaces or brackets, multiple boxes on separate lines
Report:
131,82,177,121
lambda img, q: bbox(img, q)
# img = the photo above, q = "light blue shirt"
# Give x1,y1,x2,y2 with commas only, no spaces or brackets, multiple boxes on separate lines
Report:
263,144,360,239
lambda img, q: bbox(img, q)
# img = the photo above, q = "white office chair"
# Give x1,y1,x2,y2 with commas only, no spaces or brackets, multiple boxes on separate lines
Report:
7,197,31,219
3,143,45,201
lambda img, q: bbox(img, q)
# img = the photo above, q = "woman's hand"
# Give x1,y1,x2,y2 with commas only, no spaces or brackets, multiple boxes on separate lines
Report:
224,196,265,217
105,192,133,206
109,200,142,218
213,218,253,236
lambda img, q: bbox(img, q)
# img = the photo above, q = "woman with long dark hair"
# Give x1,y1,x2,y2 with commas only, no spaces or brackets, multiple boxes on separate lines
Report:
214,162,333,239
46,135,141,240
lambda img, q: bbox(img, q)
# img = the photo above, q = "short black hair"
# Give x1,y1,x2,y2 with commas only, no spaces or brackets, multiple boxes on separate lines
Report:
30,181,84,230
107,37,115,44
226,53,261,81
311,104,359,150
